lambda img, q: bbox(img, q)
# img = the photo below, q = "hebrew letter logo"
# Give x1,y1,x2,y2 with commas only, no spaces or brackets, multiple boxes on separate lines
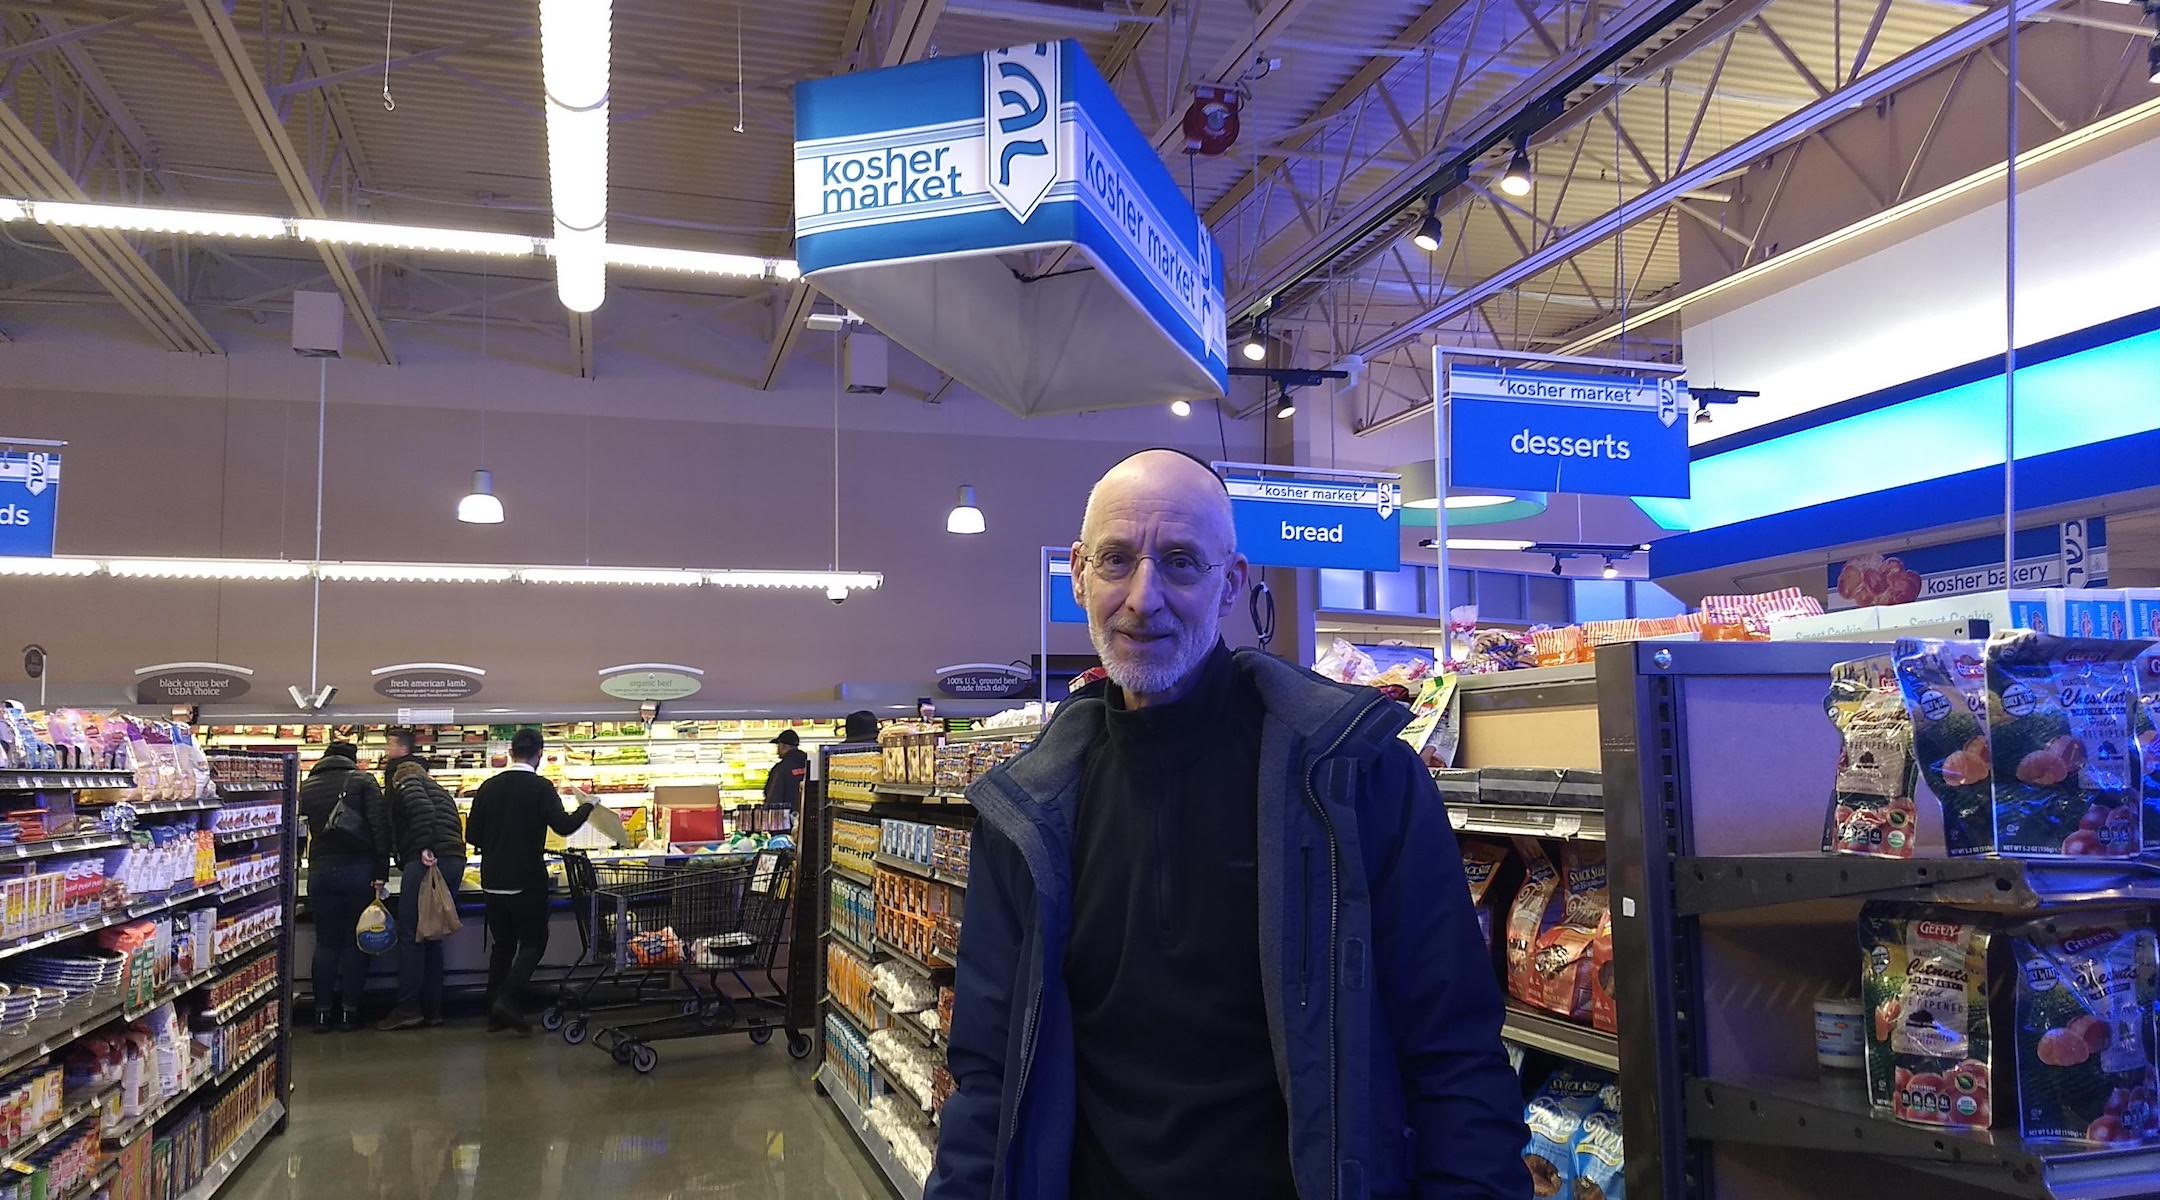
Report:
985,43,1060,223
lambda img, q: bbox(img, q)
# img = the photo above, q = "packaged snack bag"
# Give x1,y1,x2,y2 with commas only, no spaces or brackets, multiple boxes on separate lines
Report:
1588,912,1617,1034
2011,914,2159,1145
1860,903,1995,1127
1505,838,1562,1006
1522,1066,1608,1198
1897,639,1994,855
1822,654,1918,858
1985,632,2146,857
1460,839,1510,958
1573,1083,1624,1200
1529,843,1608,1021
2131,644,2160,859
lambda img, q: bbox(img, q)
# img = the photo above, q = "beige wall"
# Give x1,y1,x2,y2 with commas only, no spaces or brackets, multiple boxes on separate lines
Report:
1,365,1265,707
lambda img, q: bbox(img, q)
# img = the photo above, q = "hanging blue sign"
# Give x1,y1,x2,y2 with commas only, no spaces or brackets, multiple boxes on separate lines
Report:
793,41,1227,418
0,451,59,558
1226,476,1402,572
1047,552,1086,624
1447,365,1690,498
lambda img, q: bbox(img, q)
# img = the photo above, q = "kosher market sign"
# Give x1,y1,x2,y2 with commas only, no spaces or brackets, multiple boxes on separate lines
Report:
1445,364,1690,499
793,41,1226,418
0,450,59,558
1225,475,1402,572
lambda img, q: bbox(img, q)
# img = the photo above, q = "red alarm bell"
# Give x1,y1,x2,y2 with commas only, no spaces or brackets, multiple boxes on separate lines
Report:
1182,84,1242,156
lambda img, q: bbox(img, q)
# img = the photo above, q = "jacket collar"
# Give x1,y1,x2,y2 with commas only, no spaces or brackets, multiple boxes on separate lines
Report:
310,754,356,776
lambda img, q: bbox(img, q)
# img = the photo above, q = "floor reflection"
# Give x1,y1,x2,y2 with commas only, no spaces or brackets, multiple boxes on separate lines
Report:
221,1025,884,1200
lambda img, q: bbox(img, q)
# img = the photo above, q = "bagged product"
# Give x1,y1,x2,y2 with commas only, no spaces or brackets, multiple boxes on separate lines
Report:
1588,912,1617,1035
1573,1083,1624,1200
1530,843,1609,1020
1821,654,1918,858
1521,1066,1608,1198
1505,838,1562,1006
1896,639,1993,856
1860,903,1995,1127
1460,839,1510,958
2132,644,2160,858
1985,632,2146,857
2011,915,2159,1145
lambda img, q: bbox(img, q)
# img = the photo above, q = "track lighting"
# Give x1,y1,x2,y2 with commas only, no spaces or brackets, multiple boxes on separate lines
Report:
1241,318,1268,362
1273,393,1296,420
1500,139,1533,198
1412,206,1444,253
1602,558,1619,580
1551,556,1564,576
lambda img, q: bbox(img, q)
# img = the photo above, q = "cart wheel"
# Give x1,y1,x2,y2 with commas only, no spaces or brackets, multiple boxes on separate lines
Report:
632,1044,659,1074
748,1025,774,1046
564,1020,588,1046
680,998,702,1017
612,1039,636,1065
541,1008,566,1033
787,1031,813,1060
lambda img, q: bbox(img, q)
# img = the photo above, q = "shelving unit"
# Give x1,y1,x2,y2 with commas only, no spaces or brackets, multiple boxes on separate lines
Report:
0,747,296,1199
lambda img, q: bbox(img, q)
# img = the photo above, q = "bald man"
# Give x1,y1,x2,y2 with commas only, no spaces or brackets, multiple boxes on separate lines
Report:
929,451,1529,1200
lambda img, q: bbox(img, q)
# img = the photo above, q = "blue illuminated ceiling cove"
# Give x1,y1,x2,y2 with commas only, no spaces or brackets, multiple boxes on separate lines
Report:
1646,306,2160,579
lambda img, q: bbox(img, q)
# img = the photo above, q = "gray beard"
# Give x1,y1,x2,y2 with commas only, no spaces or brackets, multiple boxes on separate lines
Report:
1089,618,1217,701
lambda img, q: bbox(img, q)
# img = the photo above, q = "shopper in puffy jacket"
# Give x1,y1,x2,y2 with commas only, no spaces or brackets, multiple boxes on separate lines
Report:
374,728,467,1031
300,742,383,1033
928,451,1528,1200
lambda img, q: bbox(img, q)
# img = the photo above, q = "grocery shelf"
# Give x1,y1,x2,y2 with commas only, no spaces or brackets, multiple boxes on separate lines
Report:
1672,854,2160,916
123,965,218,1021
104,1067,216,1147
828,926,878,962
1455,663,1599,712
870,1049,938,1123
824,997,872,1043
1449,804,1605,841
1501,1005,1619,1072
215,879,277,905
0,834,126,864
0,885,216,966
215,927,278,967
1684,1073,2160,1198
214,826,284,846
875,783,937,798
210,782,286,795
0,770,137,791
60,1160,119,1200
832,801,879,818
212,1035,278,1087
946,724,1041,743
3,1083,118,1168
832,862,875,887
873,853,965,886
818,1064,924,1200
876,996,937,1051
874,939,951,981
175,1100,284,1200
204,977,281,1024
0,998,125,1080
211,941,276,982
103,798,220,816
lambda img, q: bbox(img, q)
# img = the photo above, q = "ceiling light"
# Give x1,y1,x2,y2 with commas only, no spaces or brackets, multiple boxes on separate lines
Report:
317,563,517,583
1273,394,1296,419
1411,208,1445,253
520,566,704,585
105,558,311,580
1500,140,1533,198
1241,324,1267,362
33,201,287,240
1551,556,1565,576
1694,402,1714,425
825,583,849,601
2149,39,2159,85
457,469,505,524
297,218,537,257
1602,558,1620,580
0,199,24,222
1444,538,1536,552
1170,399,1192,417
0,556,98,576
540,0,613,312
604,242,770,278
708,570,883,589
947,485,986,535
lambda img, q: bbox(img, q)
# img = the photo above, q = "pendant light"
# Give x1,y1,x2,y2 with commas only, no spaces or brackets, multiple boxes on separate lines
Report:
458,470,505,524
946,484,986,535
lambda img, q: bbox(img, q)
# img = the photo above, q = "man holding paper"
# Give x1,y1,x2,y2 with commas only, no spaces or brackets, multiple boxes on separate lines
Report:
465,727,599,1034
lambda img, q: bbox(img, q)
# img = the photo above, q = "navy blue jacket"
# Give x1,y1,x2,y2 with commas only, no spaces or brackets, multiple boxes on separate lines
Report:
927,650,1530,1200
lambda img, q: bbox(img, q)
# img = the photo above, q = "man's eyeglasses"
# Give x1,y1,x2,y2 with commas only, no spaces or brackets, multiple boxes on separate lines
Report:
1077,547,1226,589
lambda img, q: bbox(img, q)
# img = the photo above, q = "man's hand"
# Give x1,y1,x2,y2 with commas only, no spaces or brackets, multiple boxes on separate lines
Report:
421,849,438,868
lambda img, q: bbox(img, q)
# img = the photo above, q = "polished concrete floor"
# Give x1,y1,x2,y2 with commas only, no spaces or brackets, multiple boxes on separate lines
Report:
221,1022,890,1200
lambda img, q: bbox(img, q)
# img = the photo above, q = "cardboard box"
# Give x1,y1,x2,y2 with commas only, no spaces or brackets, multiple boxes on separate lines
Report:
652,784,722,810
1770,607,1885,641
2058,588,2130,639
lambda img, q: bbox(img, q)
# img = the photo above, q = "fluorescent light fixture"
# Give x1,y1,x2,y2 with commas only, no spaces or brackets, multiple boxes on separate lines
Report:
605,242,767,278
105,558,311,580
708,570,884,589
296,218,536,257
33,200,287,240
0,199,23,222
318,563,516,583
540,0,613,312
0,557,98,576
457,469,505,524
826,583,849,601
1444,538,1536,551
519,566,704,585
1499,142,1533,197
1170,399,1192,417
947,485,986,535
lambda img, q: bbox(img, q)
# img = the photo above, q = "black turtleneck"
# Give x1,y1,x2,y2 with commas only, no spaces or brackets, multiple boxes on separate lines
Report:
1065,642,1296,1200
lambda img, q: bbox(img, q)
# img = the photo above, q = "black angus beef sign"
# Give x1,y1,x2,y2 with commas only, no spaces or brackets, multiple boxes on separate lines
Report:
133,662,253,703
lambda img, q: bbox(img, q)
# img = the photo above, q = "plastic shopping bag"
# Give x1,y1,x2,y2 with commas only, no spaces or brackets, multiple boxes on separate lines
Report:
356,899,398,956
416,865,462,942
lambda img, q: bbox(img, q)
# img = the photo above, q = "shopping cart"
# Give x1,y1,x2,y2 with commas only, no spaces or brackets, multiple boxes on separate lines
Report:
589,848,808,1073
542,850,717,1044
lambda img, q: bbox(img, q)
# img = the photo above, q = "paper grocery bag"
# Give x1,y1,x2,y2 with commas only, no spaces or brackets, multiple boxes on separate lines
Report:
417,864,462,941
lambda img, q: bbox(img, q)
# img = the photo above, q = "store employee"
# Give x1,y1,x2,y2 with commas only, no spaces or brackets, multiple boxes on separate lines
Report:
763,729,810,810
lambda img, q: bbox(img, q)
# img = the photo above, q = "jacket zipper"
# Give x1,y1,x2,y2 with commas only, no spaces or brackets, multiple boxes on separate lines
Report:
1298,846,1313,1006
1303,697,1383,1200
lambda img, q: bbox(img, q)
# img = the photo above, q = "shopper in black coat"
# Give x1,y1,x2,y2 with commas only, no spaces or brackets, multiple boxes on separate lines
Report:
374,728,467,1031
465,727,594,1034
300,744,383,1032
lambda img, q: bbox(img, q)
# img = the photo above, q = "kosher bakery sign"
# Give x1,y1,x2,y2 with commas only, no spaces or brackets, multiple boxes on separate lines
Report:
793,41,1226,418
